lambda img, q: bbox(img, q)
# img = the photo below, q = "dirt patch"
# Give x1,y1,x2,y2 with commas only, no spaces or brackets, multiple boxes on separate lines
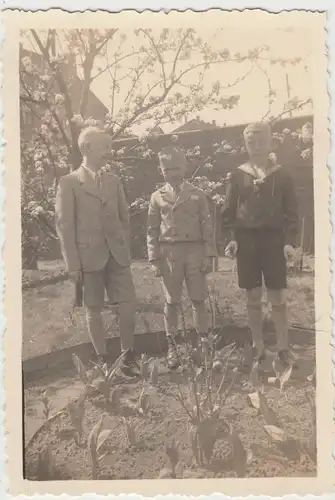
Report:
25,353,316,481
22,258,315,360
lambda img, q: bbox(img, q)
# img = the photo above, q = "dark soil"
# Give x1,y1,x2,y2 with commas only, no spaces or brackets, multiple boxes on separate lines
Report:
25,353,317,481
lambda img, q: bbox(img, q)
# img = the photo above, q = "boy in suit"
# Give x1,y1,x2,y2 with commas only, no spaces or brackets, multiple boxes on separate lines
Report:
222,122,298,368
147,146,217,369
55,127,139,377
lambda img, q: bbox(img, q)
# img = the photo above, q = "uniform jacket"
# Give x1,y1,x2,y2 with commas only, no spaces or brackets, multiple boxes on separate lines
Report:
147,180,217,262
221,162,298,246
55,165,131,272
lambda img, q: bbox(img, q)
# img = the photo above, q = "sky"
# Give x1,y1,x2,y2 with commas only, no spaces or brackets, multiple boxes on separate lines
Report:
22,11,314,134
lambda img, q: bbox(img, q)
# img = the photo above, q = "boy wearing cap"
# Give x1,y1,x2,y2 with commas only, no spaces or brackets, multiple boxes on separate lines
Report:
147,146,217,369
55,126,139,377
222,122,298,368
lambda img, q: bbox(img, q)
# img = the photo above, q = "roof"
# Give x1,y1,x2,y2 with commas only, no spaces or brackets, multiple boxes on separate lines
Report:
172,118,218,133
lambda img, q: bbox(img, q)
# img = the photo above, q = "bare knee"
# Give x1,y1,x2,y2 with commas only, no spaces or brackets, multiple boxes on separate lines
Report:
164,302,179,310
86,306,102,318
267,289,287,308
246,287,262,307
191,299,206,310
118,301,135,318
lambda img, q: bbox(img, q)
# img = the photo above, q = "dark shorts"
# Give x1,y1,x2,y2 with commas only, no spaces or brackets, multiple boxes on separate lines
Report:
235,228,287,290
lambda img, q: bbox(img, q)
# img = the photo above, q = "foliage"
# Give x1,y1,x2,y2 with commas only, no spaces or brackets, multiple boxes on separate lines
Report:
87,414,113,479
20,28,313,267
67,397,86,446
41,389,52,421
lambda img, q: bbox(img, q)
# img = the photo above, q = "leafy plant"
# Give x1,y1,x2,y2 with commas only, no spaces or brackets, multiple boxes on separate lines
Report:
122,417,138,447
173,300,244,469
163,437,180,478
72,353,100,391
139,353,154,380
87,414,112,480
90,351,127,404
149,361,159,386
35,444,55,480
137,388,151,416
41,389,52,421
67,397,86,446
271,357,294,391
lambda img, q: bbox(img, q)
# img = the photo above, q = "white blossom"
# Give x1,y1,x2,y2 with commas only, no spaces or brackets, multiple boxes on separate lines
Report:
54,94,65,105
116,147,126,157
212,194,226,205
71,114,84,127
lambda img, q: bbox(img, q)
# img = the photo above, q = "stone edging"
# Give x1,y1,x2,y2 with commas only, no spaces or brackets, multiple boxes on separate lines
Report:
22,326,315,383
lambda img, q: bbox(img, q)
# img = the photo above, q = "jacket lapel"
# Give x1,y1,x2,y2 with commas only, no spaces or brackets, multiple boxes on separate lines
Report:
76,166,107,204
173,181,194,209
158,184,177,205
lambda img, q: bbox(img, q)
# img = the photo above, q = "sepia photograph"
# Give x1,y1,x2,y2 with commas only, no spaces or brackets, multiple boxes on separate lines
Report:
2,7,332,496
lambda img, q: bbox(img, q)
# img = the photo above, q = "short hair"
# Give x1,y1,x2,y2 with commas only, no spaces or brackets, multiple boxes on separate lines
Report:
158,146,187,168
243,122,272,139
78,126,111,153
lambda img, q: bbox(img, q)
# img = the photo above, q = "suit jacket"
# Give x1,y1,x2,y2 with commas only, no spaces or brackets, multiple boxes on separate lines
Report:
147,181,217,262
55,166,131,272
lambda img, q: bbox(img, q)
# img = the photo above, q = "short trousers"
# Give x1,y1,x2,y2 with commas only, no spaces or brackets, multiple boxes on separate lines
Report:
160,242,208,303
83,253,136,309
235,228,287,290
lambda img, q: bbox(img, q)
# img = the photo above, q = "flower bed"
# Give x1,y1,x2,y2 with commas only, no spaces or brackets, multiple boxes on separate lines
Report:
25,344,316,481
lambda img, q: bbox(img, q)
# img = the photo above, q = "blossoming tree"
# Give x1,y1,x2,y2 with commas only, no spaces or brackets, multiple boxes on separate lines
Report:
20,28,312,268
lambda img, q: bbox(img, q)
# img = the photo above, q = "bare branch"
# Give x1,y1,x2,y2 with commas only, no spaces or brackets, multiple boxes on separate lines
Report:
139,29,167,89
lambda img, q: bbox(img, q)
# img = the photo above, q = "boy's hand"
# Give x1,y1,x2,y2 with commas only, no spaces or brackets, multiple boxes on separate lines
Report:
201,257,213,274
151,260,163,277
225,240,238,259
68,270,82,282
284,244,296,261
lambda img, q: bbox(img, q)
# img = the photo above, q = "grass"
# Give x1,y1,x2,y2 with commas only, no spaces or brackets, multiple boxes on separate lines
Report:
22,257,315,360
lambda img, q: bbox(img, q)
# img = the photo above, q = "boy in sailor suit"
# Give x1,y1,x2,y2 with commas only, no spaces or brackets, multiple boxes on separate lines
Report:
147,146,217,369
222,122,299,368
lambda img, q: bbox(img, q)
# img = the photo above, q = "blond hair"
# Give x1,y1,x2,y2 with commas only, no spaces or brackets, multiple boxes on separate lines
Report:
78,126,111,153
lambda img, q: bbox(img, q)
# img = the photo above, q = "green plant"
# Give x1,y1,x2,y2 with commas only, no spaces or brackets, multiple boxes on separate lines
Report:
41,389,52,421
137,388,151,416
35,444,55,480
162,437,180,478
91,351,128,405
171,300,246,470
87,414,112,480
139,353,154,381
122,417,138,447
72,353,100,391
67,397,86,446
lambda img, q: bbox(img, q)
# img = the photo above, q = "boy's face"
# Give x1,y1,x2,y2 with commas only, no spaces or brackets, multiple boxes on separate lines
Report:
160,163,186,185
244,130,272,160
84,133,112,165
